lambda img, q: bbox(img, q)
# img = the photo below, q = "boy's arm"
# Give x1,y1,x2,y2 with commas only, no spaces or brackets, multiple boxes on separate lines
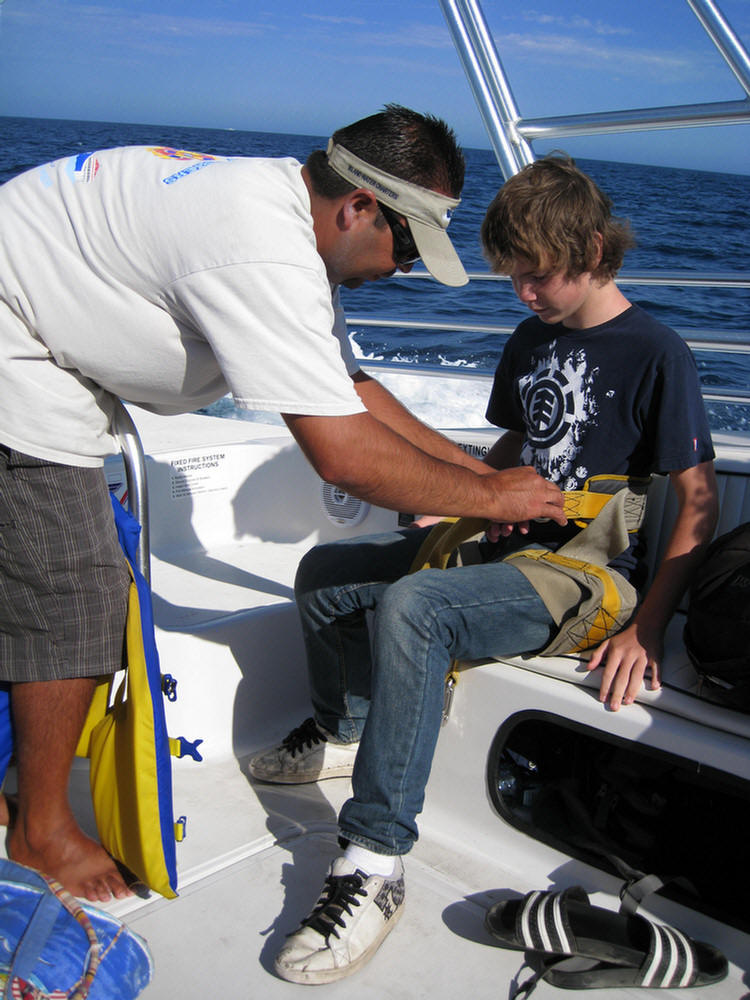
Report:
484,430,524,470
588,460,719,711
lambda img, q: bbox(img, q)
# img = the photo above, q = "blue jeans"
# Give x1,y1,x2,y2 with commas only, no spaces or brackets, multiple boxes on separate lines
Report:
294,527,555,856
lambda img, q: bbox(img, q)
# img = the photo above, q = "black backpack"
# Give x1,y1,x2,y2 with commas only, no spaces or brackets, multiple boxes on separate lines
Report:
684,521,750,712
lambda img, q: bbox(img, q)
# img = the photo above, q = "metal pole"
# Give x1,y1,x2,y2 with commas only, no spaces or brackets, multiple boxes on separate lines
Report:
687,0,750,97
440,0,534,178
112,400,151,584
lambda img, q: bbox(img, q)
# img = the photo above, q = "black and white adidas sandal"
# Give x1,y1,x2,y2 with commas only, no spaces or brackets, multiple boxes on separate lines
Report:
485,887,590,957
486,888,727,993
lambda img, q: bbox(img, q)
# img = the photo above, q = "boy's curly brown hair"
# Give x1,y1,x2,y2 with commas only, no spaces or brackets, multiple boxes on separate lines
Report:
481,153,635,280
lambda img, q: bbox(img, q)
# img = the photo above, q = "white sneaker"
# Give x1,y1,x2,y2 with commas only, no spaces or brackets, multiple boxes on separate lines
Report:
248,717,359,784
274,856,405,984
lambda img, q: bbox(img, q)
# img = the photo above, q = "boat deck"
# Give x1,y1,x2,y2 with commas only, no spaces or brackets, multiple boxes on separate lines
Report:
3,406,748,998
78,747,750,998
71,705,750,999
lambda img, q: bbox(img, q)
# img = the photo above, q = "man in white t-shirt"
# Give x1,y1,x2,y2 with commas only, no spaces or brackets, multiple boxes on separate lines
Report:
0,105,564,902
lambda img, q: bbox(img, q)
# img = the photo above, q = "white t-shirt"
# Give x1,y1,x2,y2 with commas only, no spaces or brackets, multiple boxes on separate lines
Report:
0,146,365,466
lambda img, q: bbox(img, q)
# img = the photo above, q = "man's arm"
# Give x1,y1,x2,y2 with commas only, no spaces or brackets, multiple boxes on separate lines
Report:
413,429,529,532
588,460,719,710
351,371,491,474
475,430,529,540
282,410,566,525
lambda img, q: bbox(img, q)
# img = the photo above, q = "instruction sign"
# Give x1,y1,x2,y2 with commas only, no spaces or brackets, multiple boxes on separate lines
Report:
169,451,229,500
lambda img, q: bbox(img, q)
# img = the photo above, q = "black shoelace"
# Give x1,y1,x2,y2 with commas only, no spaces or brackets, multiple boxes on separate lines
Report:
281,717,327,757
299,871,367,941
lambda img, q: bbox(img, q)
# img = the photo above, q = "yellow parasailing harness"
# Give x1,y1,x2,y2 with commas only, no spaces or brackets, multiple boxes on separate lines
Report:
410,475,650,659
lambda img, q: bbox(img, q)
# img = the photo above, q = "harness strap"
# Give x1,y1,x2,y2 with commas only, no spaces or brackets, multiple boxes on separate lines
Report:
409,475,651,658
410,515,484,573
504,547,624,654
563,474,650,530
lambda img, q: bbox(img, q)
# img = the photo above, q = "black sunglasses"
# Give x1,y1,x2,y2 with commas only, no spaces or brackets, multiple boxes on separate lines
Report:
378,203,420,266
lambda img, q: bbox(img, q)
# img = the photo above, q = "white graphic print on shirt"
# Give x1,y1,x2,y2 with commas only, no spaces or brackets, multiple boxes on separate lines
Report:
517,344,599,490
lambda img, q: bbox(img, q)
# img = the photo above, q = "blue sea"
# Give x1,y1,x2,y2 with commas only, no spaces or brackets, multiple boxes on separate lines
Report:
2,115,749,432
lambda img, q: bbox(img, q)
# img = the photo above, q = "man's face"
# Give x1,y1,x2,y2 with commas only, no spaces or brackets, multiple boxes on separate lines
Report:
337,211,417,289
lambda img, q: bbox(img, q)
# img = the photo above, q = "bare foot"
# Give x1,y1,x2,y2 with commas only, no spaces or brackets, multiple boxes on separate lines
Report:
8,818,133,903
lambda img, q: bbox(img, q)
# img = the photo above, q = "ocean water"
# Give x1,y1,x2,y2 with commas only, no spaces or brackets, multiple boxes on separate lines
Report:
1,115,749,431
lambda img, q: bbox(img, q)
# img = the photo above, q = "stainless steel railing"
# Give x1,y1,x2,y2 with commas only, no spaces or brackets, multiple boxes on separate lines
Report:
350,268,750,406
439,0,750,182
112,399,151,583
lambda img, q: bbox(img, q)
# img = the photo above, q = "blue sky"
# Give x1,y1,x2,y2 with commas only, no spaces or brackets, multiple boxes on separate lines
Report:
1,0,748,174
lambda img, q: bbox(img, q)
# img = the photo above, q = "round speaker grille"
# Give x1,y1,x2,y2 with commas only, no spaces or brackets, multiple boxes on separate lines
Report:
320,481,370,527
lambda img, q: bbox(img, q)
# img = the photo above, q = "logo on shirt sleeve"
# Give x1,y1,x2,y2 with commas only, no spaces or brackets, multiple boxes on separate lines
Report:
147,147,221,162
148,147,225,185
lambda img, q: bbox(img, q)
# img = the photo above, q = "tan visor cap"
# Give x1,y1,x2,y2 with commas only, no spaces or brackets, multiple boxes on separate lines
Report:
326,139,468,287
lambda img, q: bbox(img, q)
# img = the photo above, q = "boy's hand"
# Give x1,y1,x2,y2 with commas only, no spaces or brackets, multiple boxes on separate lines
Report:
586,623,663,711
410,514,446,529
485,521,530,542
411,517,531,541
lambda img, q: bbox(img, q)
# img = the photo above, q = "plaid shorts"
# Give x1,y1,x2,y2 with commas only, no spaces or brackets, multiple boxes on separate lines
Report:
0,446,129,682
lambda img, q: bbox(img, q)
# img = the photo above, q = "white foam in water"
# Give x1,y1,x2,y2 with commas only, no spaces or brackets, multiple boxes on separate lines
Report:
369,370,493,430
352,343,494,429
203,370,493,431
203,339,496,431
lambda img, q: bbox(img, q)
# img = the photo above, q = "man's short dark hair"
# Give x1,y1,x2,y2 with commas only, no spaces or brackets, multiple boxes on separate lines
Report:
306,104,465,201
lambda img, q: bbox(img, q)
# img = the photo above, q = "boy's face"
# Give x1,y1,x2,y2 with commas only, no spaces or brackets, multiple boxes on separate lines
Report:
508,257,595,329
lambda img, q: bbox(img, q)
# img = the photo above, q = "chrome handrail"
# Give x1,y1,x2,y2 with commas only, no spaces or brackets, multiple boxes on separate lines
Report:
359,357,750,405
440,0,750,180
354,270,750,288
347,270,750,362
351,319,750,362
439,0,533,176
358,359,750,413
517,100,750,142
688,0,750,95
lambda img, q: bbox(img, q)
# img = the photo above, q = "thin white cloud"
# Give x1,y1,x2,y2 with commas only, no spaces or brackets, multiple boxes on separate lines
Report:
521,10,633,37
290,14,451,51
330,22,457,51
501,31,697,77
3,1,272,41
302,14,368,26
131,15,269,40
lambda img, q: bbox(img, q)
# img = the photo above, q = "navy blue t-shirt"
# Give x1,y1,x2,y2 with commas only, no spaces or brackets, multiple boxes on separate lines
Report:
485,304,714,585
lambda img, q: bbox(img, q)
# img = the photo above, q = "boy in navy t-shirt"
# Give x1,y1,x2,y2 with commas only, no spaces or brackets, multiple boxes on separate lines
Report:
262,154,719,986
480,154,717,694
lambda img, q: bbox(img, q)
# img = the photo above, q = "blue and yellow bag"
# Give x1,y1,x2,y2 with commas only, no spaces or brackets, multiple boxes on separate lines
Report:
73,495,196,900
0,684,11,800
0,497,197,900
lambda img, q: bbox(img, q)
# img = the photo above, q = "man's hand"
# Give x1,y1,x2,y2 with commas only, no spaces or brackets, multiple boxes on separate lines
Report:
412,469,564,534
484,466,566,526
